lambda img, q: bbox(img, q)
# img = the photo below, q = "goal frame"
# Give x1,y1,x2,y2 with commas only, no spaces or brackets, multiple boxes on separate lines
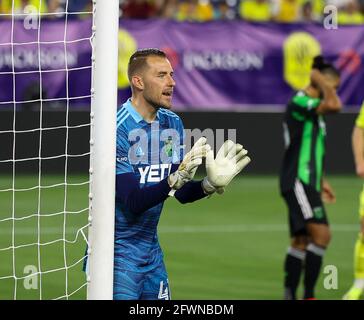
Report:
87,0,119,300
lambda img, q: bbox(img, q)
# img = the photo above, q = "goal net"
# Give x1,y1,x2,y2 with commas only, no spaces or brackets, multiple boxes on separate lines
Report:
0,0,118,300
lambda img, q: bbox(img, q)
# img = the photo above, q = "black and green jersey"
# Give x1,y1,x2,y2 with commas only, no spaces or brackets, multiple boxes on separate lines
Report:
280,91,326,193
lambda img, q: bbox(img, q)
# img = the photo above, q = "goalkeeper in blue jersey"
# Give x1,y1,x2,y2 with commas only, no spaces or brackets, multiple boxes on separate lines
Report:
114,48,251,300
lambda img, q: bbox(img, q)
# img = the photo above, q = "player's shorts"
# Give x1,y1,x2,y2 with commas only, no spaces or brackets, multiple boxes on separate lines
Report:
359,184,364,219
113,261,170,300
282,179,329,237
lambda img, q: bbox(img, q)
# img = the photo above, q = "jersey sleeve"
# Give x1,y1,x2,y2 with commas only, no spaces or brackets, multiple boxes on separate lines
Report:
116,126,134,175
355,102,364,129
290,94,321,120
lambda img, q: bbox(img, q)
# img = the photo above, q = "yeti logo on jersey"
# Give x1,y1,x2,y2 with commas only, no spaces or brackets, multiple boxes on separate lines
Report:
138,164,172,184
158,281,169,300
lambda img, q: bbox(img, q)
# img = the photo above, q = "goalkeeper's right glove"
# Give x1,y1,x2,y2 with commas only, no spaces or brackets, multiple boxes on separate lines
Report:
168,137,210,195
202,140,251,195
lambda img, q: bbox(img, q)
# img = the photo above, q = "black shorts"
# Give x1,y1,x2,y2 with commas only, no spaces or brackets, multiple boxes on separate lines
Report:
282,179,329,237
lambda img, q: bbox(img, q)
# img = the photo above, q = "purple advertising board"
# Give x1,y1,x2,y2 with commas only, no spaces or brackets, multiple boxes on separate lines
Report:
0,18,363,111
0,18,93,109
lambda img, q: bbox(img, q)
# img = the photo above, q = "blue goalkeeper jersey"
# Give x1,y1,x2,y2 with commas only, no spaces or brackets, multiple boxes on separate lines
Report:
115,99,184,272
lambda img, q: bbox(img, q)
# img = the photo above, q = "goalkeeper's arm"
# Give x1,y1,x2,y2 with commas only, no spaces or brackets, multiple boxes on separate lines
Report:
174,179,208,204
116,137,210,214
116,170,209,213
116,173,172,214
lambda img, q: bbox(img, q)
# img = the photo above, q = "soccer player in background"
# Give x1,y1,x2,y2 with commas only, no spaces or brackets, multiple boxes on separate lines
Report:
343,101,364,300
114,48,251,300
280,56,342,300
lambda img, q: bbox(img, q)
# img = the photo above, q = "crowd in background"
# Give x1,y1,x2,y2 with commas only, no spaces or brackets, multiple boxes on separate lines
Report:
121,0,364,24
0,0,363,24
0,0,91,15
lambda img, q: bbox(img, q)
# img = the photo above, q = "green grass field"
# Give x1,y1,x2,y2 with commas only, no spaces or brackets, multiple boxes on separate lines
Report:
0,174,362,300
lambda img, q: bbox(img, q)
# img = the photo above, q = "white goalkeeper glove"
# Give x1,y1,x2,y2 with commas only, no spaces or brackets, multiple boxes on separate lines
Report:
168,137,210,195
202,140,251,195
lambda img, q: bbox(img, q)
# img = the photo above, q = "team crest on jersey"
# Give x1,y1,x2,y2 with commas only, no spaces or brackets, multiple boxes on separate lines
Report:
164,136,173,158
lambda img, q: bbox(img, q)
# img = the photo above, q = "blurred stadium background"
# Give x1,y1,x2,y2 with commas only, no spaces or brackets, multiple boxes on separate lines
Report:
0,0,364,299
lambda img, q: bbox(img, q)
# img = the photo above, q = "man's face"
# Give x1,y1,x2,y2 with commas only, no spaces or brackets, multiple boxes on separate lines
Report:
325,74,340,91
142,56,175,110
324,73,340,91
318,73,340,98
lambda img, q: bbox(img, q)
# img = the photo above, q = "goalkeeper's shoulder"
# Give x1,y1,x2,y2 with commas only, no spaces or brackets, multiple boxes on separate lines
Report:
158,108,185,135
158,108,183,123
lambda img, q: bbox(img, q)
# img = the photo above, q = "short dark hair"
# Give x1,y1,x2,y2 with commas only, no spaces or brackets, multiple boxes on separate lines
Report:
312,55,340,78
127,48,167,81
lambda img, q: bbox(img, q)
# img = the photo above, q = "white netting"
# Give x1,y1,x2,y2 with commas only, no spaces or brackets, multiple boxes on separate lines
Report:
0,0,95,300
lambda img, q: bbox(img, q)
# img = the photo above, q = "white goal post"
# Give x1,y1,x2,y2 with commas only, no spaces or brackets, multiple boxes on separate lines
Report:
0,0,119,300
87,0,119,300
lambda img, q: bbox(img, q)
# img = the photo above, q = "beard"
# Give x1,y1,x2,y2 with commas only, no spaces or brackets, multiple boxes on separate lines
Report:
144,94,172,110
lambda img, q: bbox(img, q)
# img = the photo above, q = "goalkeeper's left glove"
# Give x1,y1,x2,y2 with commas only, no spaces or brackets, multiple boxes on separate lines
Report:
202,140,251,195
